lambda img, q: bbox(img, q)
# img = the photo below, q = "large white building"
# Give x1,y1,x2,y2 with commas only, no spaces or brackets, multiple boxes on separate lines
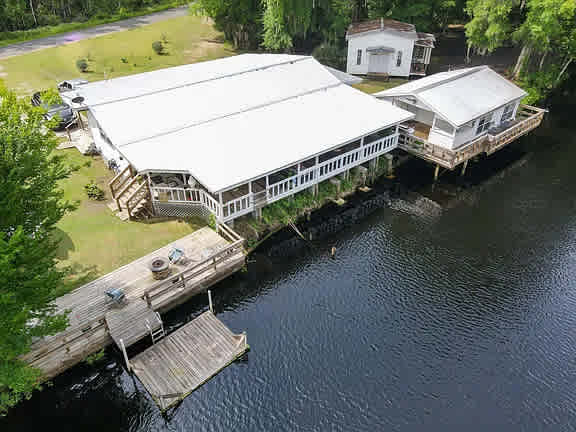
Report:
62,54,414,223
346,18,435,78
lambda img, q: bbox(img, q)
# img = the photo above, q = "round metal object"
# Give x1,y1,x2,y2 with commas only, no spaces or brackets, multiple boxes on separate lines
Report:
149,257,171,280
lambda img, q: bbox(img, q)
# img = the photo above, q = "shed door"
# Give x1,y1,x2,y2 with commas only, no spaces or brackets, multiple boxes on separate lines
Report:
368,53,390,73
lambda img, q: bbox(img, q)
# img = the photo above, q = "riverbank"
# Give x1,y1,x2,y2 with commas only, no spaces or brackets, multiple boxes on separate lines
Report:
233,156,394,252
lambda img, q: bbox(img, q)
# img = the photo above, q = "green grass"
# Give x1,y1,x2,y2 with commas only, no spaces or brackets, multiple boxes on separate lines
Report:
55,149,203,281
0,2,183,47
353,78,407,94
0,15,235,93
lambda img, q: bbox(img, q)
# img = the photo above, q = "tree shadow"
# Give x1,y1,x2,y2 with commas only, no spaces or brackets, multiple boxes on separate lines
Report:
54,227,75,260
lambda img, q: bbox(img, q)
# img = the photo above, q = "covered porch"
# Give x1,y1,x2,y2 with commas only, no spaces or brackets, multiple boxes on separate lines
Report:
146,126,400,223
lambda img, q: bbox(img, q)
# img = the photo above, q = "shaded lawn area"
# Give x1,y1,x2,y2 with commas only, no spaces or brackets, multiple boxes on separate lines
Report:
0,15,235,93
353,78,407,94
56,149,203,282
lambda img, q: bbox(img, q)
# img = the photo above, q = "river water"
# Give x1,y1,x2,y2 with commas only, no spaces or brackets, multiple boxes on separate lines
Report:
4,93,576,430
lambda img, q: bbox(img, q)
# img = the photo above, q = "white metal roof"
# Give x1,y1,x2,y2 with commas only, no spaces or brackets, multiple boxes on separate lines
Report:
375,66,527,127
120,83,411,192
72,54,306,106
80,54,412,192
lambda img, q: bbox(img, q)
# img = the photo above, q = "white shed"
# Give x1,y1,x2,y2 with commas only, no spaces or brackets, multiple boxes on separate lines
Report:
346,18,435,78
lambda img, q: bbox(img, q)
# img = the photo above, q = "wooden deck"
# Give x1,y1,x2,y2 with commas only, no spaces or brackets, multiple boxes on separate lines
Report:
22,226,245,380
105,299,161,347
131,311,248,411
398,104,546,170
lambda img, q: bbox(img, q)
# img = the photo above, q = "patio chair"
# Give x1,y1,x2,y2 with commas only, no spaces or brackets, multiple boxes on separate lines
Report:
105,288,126,306
168,247,186,265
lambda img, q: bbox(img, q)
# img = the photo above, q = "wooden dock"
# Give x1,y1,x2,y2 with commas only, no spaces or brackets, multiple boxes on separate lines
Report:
130,311,248,411
22,225,245,381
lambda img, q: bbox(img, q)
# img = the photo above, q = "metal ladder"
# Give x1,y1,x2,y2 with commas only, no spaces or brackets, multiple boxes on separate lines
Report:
146,312,166,344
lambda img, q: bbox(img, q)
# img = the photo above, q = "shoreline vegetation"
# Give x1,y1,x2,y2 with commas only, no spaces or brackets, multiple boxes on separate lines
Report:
233,157,394,253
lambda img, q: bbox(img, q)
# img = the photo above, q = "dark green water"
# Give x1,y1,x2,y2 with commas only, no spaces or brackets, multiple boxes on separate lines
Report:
3,90,576,431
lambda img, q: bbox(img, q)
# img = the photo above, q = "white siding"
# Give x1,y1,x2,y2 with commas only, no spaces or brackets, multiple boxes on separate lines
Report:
347,31,415,77
451,100,521,148
428,128,454,148
87,111,128,171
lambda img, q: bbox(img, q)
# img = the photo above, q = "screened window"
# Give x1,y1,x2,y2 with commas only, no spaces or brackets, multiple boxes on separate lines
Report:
356,49,362,65
434,118,455,135
501,103,515,122
396,51,403,67
476,115,492,135
364,127,396,144
413,46,425,60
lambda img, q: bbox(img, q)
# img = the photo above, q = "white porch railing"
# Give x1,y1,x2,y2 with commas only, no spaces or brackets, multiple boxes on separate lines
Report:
150,133,398,222
151,187,221,219
267,133,397,203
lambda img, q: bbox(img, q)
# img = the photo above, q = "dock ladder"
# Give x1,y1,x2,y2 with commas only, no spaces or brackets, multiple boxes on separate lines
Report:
146,312,165,344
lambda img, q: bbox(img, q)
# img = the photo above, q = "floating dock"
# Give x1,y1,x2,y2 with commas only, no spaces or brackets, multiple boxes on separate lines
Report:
130,311,248,410
22,225,245,381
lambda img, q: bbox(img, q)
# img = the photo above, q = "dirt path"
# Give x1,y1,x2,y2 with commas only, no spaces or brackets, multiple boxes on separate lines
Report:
0,6,189,59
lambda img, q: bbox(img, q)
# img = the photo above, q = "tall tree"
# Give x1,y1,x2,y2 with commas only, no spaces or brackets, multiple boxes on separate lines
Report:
191,0,262,49
0,86,75,414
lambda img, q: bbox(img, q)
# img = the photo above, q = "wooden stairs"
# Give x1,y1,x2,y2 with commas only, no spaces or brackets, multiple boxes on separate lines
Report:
108,165,152,221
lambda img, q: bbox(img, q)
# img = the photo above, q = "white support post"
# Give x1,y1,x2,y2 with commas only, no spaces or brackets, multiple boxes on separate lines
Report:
208,290,213,313
119,338,131,372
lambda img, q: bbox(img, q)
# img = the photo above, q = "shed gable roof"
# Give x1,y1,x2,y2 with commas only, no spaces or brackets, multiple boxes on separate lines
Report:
347,18,416,37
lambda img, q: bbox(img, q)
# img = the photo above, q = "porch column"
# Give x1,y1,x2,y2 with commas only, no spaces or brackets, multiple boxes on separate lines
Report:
433,164,440,181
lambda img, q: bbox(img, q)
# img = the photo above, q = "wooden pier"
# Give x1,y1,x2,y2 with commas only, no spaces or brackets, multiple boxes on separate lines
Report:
130,310,248,411
22,224,245,381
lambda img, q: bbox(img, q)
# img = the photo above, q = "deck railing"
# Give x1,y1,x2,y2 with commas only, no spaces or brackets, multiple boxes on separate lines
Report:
109,165,133,202
398,104,545,169
151,187,222,219
150,133,397,222
485,105,546,155
143,238,244,309
267,133,397,203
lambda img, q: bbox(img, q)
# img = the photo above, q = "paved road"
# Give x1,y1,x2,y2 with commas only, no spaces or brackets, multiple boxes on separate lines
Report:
0,6,189,59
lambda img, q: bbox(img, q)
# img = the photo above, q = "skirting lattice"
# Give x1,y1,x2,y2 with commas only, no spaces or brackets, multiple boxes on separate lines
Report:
152,202,211,220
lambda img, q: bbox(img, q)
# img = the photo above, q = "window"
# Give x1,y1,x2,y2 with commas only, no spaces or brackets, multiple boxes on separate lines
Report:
356,49,362,65
476,114,492,135
396,50,403,67
434,118,455,135
413,46,425,61
501,103,515,122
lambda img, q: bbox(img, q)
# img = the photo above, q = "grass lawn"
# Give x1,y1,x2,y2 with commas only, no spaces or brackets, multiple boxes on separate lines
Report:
353,78,407,94
0,3,179,48
0,15,235,93
56,149,203,282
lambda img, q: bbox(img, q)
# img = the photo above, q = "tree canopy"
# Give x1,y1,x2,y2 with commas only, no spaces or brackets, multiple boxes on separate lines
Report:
0,86,75,414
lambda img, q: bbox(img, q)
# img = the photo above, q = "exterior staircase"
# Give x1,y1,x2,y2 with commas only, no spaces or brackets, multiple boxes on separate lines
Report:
108,166,152,221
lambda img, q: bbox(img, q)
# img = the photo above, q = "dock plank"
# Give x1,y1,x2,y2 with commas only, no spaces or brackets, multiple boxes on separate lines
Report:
131,311,247,411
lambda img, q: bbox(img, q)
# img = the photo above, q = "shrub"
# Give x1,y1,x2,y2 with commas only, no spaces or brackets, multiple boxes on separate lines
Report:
84,181,105,200
76,58,89,72
152,40,164,55
121,57,128,63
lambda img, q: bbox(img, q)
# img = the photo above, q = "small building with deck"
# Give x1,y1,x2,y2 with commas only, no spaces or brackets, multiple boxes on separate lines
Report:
374,66,546,178
61,54,414,224
346,18,435,78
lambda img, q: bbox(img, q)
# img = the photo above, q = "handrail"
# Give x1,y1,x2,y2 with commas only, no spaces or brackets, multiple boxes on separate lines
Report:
217,221,243,243
143,239,244,307
126,181,150,219
398,104,545,168
109,165,132,199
